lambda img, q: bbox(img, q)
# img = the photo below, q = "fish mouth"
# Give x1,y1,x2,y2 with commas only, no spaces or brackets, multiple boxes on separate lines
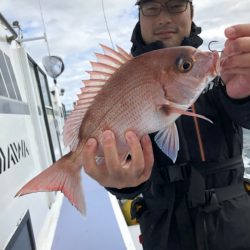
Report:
192,49,219,76
198,50,220,76
211,51,220,76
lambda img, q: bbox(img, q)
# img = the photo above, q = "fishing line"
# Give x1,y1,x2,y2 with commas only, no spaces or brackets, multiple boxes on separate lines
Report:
101,0,115,49
38,0,51,56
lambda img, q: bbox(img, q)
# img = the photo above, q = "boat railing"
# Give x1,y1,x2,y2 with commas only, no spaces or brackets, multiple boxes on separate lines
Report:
0,12,17,43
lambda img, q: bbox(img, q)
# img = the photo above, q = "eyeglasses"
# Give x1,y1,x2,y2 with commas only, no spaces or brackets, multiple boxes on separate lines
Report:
138,0,192,16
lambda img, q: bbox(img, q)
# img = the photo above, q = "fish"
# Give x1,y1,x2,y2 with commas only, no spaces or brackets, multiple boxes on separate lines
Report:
16,44,219,214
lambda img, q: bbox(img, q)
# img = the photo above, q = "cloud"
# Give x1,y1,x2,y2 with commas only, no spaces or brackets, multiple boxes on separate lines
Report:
1,0,250,110
1,0,138,109
194,0,250,43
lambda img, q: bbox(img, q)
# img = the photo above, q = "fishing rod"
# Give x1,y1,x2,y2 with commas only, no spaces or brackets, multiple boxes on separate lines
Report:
101,0,115,49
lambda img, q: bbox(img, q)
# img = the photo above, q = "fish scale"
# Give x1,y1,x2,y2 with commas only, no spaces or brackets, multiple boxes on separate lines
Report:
92,83,166,155
79,70,156,142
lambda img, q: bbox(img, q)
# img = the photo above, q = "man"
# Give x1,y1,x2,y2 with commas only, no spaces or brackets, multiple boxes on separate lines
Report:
83,0,250,249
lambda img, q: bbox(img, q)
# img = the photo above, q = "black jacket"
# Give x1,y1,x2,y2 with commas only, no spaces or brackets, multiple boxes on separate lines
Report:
107,22,250,250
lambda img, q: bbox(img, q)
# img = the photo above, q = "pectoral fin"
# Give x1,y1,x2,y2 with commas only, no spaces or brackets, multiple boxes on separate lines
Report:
170,106,213,124
154,123,179,163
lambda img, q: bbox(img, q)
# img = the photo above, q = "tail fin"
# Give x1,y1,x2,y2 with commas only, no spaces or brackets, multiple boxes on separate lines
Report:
16,152,86,215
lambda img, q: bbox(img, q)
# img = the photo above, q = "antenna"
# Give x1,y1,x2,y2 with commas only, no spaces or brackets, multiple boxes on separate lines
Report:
101,0,115,49
38,0,51,56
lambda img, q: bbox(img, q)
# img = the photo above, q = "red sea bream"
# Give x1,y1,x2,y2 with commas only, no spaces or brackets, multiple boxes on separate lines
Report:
16,45,219,214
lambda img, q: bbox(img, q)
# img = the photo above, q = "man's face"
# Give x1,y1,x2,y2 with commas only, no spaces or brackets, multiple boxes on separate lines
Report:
139,0,193,48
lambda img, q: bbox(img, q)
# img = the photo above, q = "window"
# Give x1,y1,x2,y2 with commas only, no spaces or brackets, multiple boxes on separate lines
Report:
0,49,22,101
5,55,22,100
38,70,51,107
4,211,36,250
0,70,8,96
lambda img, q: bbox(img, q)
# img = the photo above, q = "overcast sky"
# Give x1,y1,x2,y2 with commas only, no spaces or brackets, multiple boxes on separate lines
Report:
1,0,250,110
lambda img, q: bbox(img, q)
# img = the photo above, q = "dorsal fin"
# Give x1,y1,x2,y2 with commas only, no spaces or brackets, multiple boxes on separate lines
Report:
86,71,111,80
90,62,117,74
100,44,128,63
63,44,133,150
83,79,106,87
116,45,133,60
95,53,122,67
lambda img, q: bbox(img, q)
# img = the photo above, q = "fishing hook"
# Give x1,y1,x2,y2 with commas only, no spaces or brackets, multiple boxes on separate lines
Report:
208,40,224,53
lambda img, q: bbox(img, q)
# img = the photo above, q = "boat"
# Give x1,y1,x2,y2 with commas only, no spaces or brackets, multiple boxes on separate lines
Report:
0,12,142,250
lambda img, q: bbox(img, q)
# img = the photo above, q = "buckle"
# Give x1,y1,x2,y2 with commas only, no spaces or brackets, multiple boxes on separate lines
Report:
203,189,221,213
131,197,146,220
167,163,188,183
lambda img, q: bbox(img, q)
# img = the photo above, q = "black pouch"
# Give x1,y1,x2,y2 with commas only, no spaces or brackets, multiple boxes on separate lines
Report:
131,184,175,250
138,206,169,250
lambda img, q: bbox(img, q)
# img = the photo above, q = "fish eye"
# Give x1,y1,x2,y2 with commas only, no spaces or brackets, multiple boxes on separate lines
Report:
177,58,193,73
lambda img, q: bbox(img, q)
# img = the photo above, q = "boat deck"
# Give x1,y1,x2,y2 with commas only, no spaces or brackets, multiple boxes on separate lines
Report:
51,173,127,250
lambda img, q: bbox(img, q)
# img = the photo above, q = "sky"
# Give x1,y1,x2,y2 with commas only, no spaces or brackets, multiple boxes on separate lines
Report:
1,0,250,111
